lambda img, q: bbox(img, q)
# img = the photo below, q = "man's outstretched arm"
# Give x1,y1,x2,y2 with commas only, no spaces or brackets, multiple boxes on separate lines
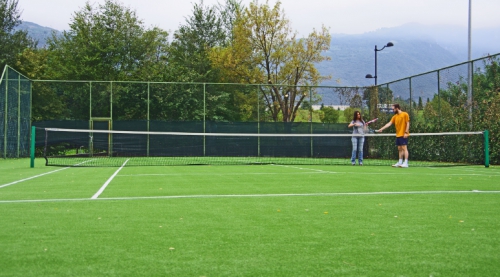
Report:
376,122,392,133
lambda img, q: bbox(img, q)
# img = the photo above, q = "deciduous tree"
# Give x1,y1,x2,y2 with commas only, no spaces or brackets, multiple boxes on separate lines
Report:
0,0,36,70
210,0,331,122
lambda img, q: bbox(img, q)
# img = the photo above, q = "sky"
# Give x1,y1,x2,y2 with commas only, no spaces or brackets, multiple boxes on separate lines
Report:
17,0,500,36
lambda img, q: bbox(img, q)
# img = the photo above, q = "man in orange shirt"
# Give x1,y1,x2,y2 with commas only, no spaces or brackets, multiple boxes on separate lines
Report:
376,103,410,167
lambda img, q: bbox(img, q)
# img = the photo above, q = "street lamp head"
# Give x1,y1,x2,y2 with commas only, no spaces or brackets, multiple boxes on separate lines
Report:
386,42,394,47
365,74,374,79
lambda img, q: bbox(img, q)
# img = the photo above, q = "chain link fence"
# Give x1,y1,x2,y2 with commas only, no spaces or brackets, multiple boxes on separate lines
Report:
2,53,499,162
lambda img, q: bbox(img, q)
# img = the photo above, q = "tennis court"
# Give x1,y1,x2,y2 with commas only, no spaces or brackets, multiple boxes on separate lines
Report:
1,158,499,276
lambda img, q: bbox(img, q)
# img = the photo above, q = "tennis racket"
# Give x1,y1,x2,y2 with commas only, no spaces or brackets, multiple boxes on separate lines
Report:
366,118,378,125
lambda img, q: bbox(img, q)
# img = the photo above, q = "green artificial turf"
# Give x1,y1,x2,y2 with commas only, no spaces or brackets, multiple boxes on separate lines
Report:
0,159,499,276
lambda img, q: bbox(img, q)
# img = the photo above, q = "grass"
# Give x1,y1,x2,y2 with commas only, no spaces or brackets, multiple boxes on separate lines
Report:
0,158,499,276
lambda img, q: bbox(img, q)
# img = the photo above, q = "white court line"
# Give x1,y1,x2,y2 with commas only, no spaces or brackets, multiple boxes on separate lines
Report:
0,167,71,189
272,164,499,177
91,159,129,199
118,172,339,177
429,167,500,175
118,172,499,177
272,164,335,173
0,160,96,189
1,190,500,204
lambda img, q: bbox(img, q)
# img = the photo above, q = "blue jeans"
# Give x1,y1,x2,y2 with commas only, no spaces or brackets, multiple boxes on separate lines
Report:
351,137,364,164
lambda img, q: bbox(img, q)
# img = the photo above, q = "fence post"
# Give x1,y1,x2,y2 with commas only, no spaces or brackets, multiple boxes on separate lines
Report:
437,71,442,131
147,82,150,157
484,130,490,168
30,126,35,168
258,85,261,157
203,83,206,157
309,86,313,157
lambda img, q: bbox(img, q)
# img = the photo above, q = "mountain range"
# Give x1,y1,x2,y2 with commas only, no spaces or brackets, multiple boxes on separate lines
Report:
14,21,500,86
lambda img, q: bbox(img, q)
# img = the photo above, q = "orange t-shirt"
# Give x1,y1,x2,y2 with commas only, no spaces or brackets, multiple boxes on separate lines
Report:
390,112,410,137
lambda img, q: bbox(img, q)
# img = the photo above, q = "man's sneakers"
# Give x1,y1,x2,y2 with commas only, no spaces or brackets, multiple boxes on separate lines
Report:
392,162,409,168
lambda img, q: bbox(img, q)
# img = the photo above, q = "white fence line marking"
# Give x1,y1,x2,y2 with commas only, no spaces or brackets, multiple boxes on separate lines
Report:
91,159,129,199
2,190,499,204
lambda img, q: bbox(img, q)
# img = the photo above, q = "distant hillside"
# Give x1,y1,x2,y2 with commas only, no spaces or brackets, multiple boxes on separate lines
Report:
14,21,62,48
363,23,500,61
318,23,500,87
318,36,461,87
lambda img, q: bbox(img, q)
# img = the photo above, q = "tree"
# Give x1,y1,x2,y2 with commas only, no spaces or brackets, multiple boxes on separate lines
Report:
210,0,331,122
0,0,36,70
301,100,311,111
170,1,227,82
166,0,246,121
15,49,69,121
319,106,339,124
343,107,355,123
42,0,170,120
46,0,169,81
349,93,363,108
418,96,423,110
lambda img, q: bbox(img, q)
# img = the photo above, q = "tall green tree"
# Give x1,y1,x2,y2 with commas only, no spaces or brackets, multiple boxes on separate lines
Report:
167,0,244,121
16,48,69,121
210,0,331,122
46,0,169,81
41,0,170,120
170,0,242,82
418,96,423,110
0,0,36,70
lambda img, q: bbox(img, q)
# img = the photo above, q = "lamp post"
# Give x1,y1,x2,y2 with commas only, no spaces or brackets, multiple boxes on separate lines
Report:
365,42,394,86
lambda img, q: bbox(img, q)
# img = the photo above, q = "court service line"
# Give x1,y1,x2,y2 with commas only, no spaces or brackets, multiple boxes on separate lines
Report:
91,159,129,199
2,190,500,204
118,172,499,177
272,164,336,173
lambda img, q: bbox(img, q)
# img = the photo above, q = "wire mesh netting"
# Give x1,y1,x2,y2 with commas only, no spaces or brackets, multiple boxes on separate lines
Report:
39,127,485,167
0,66,31,158
1,53,498,164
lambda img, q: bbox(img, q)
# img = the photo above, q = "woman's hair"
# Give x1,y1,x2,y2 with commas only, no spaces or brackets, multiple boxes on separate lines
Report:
352,110,363,122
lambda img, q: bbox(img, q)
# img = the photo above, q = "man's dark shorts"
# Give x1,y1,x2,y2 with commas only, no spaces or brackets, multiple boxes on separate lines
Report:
395,137,408,146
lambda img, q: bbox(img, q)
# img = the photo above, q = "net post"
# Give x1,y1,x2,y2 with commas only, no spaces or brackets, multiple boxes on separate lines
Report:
147,82,150,157
17,73,21,158
484,130,490,168
4,70,8,159
30,126,35,168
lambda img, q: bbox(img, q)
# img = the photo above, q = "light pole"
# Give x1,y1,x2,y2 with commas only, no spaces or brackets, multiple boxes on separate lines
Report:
365,42,394,86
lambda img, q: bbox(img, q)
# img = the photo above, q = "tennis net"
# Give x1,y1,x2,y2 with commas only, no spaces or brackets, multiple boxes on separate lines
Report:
39,128,488,167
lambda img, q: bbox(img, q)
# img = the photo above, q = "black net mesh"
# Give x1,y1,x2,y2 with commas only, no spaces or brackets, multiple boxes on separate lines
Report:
37,123,485,167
